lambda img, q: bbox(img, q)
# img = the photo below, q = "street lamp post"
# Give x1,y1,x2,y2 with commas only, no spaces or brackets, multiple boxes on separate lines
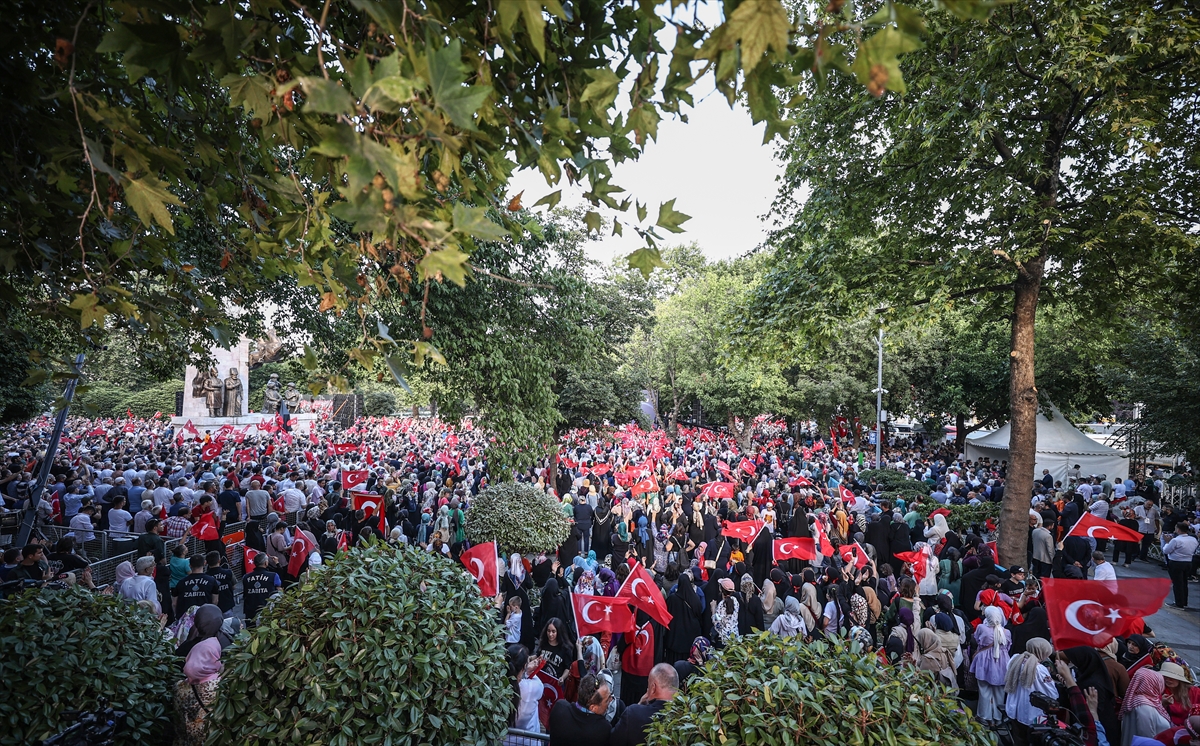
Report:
874,327,886,468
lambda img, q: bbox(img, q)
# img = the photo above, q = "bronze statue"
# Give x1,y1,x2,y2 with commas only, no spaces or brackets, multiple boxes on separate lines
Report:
261,373,282,414
282,381,302,412
201,368,223,417
222,368,243,417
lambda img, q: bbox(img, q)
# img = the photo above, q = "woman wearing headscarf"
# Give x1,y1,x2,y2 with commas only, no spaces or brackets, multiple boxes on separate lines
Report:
736,574,763,634
1008,604,1051,656
1098,639,1130,700
663,572,703,665
610,519,630,569
172,604,228,746
750,526,774,586
1120,634,1152,670
710,577,740,647
1062,646,1121,745
112,560,135,596
501,554,535,651
672,636,712,690
535,578,574,641
1118,669,1172,746
1004,637,1057,743
416,511,433,546
799,570,823,633
591,500,613,561
915,628,958,691
760,579,783,630
885,607,917,664
924,513,951,545
769,596,808,640
635,515,654,567
937,547,962,607
970,606,1011,726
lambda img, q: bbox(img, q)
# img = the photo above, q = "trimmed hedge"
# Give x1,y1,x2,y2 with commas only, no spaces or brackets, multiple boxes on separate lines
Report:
0,588,177,746
464,481,571,554
209,543,511,746
77,380,183,418
646,634,990,746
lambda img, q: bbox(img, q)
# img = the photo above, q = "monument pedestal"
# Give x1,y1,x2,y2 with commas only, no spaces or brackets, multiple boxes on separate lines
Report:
171,412,318,437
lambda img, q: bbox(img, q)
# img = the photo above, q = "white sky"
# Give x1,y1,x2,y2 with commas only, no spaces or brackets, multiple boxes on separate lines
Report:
506,4,787,265
508,95,785,264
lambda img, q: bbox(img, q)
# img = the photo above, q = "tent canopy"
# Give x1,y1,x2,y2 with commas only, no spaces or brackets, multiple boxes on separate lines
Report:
964,405,1129,484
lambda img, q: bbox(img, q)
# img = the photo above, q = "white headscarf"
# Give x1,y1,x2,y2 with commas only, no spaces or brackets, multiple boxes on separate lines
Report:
508,553,526,583
983,605,1006,660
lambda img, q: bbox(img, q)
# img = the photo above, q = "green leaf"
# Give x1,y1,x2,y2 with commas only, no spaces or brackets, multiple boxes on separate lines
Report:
850,26,924,95
452,204,509,241
636,201,648,222
123,174,183,234
627,104,661,146
580,69,620,123
419,246,471,287
68,293,107,329
935,0,999,21
532,190,562,210
726,0,790,68
364,75,416,107
656,198,691,234
627,247,666,279
427,40,492,130
495,0,565,62
583,211,603,233
297,77,357,115
221,73,273,121
22,368,50,387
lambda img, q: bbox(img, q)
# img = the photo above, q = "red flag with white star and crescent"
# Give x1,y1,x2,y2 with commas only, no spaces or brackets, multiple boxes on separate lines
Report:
1042,577,1171,649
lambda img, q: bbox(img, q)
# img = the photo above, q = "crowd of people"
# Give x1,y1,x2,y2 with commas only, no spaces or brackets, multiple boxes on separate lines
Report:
0,412,1197,746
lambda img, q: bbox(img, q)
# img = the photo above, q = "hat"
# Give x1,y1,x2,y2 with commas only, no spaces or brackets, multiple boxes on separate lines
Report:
1008,566,1026,575
718,578,735,592
1160,661,1192,685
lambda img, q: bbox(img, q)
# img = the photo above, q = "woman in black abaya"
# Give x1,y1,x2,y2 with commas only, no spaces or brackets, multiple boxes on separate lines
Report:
663,571,703,665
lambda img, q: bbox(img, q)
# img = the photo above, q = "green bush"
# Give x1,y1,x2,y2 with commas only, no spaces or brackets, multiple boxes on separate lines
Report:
646,634,990,746
942,502,1002,532
465,481,572,554
209,543,510,746
0,588,177,746
363,390,397,416
77,380,182,418
860,468,929,495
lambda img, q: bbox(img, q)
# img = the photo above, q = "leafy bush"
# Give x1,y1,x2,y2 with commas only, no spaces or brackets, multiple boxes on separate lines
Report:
646,634,990,746
942,502,1002,532
77,380,183,418
363,390,397,416
209,543,510,746
465,481,571,554
0,588,177,746
860,468,929,495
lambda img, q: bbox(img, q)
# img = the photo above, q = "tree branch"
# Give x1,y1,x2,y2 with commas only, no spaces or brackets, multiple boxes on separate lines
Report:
908,283,1014,307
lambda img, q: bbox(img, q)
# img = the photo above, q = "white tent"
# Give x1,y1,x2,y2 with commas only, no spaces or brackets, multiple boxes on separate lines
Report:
964,405,1129,483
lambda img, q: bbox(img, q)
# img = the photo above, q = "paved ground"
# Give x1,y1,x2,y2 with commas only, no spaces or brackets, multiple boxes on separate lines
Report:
1107,557,1200,668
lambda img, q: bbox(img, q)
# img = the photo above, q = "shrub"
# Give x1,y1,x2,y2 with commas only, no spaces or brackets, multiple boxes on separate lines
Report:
942,502,1002,532
465,481,571,554
646,634,990,746
363,390,397,416
0,588,177,746
209,543,510,746
859,468,929,495
76,380,183,418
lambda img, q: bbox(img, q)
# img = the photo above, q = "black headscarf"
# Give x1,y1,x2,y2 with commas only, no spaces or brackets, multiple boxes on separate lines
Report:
1063,646,1121,744
535,577,573,639
664,572,703,655
1008,605,1051,655
175,604,230,659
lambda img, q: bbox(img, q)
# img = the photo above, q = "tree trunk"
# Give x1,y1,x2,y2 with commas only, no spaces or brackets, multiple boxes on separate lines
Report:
955,412,967,455
999,256,1045,568
730,414,753,454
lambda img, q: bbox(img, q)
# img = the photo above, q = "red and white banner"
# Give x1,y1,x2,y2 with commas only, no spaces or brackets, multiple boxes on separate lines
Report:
721,520,765,544
773,538,816,562
1066,512,1145,544
572,593,635,635
190,511,220,541
616,561,672,627
839,542,870,569
460,541,500,597
1043,577,1171,649
699,482,736,501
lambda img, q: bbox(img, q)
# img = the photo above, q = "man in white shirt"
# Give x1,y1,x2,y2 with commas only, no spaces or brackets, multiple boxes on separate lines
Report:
1134,499,1160,562
68,504,96,544
1163,522,1198,608
1112,479,1127,500
152,479,174,509
1091,552,1117,581
281,484,306,513
1088,496,1109,520
1078,480,1094,501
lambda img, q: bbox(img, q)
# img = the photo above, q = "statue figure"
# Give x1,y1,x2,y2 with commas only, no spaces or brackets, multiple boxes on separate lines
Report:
222,368,244,417
201,368,223,418
282,382,302,412
261,373,282,414
190,370,207,400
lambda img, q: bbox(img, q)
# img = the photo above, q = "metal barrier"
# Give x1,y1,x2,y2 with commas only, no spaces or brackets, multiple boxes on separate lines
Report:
501,729,549,745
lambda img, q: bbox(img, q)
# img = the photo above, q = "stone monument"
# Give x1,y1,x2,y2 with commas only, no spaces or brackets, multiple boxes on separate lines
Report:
283,382,302,412
261,373,282,414
222,368,244,417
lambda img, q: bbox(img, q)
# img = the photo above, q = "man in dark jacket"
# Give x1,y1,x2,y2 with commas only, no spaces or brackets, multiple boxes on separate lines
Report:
610,663,677,746
574,494,595,555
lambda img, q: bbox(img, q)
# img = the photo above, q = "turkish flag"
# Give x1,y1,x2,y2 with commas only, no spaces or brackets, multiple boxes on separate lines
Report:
739,457,756,476
812,439,825,452
88,427,106,437
616,562,672,627
460,541,499,597
123,423,137,433
1043,577,1171,650
894,548,931,583
272,495,286,514
812,520,834,557
631,473,659,497
590,463,610,476
183,420,199,436
352,491,382,518
288,530,317,577
840,542,869,569
721,520,765,544
342,470,368,490
364,445,374,467
788,475,814,489
201,442,222,461
337,531,349,552
829,427,840,458
333,443,360,454
446,434,459,448
1067,512,1145,544
715,460,731,475
573,593,635,635
699,482,736,501
304,450,318,470
622,622,655,677
838,485,856,503
243,547,260,574
190,511,220,541
773,537,817,562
